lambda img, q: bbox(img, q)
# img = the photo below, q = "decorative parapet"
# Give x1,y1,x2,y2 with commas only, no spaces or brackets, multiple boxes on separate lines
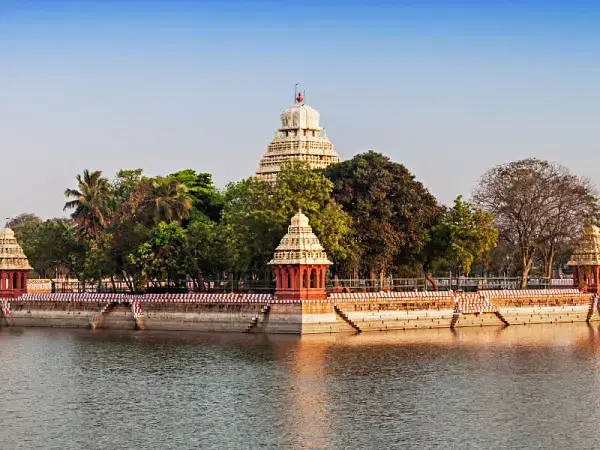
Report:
5,288,587,305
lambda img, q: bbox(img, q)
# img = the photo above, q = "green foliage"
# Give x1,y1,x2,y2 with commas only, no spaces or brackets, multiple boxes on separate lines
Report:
145,177,193,225
169,170,224,222
111,168,145,209
130,222,191,283
223,161,355,277
186,217,232,284
18,154,563,291
440,196,498,275
325,151,439,278
64,169,111,242
9,215,86,279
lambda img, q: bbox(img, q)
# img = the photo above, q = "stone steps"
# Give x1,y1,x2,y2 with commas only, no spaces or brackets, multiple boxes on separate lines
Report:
333,305,361,333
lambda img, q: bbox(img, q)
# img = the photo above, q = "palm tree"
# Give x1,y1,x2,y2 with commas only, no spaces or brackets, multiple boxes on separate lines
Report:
64,170,111,242
145,177,192,225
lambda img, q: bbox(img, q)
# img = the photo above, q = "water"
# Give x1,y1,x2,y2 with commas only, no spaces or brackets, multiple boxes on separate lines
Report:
2,324,600,449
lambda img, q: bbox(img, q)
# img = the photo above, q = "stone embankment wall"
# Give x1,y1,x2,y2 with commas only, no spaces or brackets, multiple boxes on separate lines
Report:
0,290,595,334
328,289,593,332
138,301,302,333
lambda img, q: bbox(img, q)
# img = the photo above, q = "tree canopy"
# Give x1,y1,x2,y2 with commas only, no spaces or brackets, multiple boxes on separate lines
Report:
325,151,439,279
9,154,597,292
473,158,599,288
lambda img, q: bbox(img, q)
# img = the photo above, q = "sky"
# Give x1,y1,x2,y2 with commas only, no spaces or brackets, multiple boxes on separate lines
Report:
1,0,599,219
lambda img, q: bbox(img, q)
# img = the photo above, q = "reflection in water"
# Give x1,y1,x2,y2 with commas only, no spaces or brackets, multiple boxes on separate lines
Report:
2,324,600,448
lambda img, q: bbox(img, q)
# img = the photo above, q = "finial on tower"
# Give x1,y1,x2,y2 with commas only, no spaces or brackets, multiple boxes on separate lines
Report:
296,92,304,103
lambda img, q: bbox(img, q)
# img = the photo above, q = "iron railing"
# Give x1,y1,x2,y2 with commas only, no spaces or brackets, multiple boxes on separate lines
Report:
327,277,572,293
46,277,573,294
50,279,276,295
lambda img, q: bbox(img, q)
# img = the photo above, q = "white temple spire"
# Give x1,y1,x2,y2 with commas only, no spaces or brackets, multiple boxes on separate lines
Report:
255,94,341,183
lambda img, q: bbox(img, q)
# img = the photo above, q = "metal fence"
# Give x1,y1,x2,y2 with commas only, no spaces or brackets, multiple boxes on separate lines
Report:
48,276,573,295
327,277,573,293
51,279,275,294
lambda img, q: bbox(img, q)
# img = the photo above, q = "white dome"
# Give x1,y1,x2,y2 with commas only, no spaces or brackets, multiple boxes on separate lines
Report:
280,102,322,130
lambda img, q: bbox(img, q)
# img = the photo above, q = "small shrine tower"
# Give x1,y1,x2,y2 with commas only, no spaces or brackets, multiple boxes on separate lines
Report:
0,227,33,298
568,225,600,293
269,210,331,300
255,92,341,183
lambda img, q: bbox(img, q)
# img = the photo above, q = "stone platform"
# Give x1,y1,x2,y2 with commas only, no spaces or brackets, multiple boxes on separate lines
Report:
0,289,595,334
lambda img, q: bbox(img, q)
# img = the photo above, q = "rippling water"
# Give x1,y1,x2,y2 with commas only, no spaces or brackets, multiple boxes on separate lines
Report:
2,324,600,449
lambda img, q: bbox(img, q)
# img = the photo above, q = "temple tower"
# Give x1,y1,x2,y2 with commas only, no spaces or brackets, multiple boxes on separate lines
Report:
269,210,331,300
568,225,600,293
0,227,33,298
255,93,341,183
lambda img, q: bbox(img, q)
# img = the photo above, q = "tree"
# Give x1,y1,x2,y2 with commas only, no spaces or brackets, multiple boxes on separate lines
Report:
473,158,599,288
143,177,193,225
169,170,224,222
6,213,42,233
325,151,439,281
9,217,86,279
64,170,111,242
223,161,355,279
6,214,43,262
222,177,279,278
111,168,145,210
186,217,232,289
130,222,191,288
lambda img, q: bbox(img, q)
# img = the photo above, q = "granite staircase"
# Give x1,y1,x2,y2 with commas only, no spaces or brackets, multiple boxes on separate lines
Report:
0,299,12,325
334,304,362,333
450,312,461,329
100,302,117,314
91,302,118,329
244,304,271,333
586,294,600,322
451,294,508,329
494,311,510,326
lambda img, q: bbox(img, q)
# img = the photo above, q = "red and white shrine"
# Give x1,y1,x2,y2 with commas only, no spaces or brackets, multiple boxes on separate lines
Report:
0,227,32,298
269,210,331,301
568,225,600,294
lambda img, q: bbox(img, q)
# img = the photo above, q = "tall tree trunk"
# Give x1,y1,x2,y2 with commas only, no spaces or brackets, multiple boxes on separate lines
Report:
122,270,134,293
333,272,339,285
544,247,555,279
423,271,439,291
521,253,534,290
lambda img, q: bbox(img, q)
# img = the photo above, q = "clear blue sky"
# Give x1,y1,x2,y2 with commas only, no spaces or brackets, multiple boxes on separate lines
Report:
2,0,599,218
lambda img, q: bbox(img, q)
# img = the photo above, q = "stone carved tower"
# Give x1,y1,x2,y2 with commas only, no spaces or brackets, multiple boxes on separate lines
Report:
255,93,341,183
0,227,33,298
568,225,600,293
268,211,331,300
